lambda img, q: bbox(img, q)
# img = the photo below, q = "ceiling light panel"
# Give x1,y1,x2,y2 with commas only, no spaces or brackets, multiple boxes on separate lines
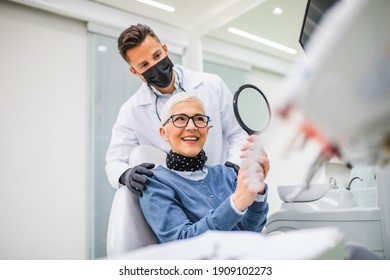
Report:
228,27,297,55
135,0,175,12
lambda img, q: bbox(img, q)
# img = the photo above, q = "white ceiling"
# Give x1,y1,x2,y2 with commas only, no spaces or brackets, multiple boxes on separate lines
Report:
91,0,308,62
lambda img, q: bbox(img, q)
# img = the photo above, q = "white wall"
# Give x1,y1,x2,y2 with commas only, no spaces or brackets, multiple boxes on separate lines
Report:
0,1,88,259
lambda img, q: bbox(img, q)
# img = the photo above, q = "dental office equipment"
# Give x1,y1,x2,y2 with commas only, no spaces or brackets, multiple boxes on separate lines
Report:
346,176,362,191
273,0,390,258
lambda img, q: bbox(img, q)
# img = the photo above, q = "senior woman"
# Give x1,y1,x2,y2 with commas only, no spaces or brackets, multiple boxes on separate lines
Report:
139,92,269,244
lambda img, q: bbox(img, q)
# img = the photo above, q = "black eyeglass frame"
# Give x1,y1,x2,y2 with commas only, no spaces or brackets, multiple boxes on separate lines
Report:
162,113,211,128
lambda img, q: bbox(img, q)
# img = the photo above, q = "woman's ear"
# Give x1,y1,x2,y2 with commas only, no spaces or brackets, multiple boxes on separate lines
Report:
159,127,169,141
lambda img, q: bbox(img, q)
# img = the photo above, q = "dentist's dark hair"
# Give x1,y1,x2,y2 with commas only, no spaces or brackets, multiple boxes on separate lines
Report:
118,23,161,63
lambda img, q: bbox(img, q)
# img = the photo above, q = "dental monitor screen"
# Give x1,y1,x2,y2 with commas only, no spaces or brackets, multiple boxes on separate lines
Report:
299,0,341,50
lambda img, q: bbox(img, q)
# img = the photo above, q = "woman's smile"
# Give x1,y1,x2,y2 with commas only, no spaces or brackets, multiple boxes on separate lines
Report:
160,100,209,157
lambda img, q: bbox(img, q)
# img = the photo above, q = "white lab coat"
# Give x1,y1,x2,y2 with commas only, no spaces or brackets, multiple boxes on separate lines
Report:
105,65,247,188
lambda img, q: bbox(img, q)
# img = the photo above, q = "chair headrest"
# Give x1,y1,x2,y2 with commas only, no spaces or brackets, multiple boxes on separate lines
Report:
129,145,167,167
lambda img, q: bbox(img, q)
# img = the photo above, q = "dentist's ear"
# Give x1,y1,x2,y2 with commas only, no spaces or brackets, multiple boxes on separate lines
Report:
129,67,137,75
162,43,168,55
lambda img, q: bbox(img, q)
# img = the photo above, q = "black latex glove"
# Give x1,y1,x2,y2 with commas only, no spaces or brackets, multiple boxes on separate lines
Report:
119,163,155,197
225,161,240,175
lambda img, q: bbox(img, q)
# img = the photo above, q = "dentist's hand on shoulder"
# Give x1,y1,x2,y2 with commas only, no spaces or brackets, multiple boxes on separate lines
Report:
119,163,155,197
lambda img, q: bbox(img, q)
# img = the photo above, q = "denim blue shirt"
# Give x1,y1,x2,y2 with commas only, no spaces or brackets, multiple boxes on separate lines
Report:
139,165,269,243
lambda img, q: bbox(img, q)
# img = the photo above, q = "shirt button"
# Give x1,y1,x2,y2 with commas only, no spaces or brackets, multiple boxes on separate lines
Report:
210,195,214,198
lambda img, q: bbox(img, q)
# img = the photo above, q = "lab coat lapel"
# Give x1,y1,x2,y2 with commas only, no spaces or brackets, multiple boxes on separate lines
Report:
134,83,155,106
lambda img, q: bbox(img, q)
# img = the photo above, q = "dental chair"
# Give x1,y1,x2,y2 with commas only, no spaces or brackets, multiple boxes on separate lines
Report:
106,145,167,259
106,145,346,260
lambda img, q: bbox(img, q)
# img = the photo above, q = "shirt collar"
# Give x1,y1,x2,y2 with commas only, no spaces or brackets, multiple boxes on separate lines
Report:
173,66,184,92
173,166,208,181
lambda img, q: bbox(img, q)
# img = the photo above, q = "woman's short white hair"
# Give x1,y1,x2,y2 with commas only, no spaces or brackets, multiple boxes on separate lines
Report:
160,92,206,126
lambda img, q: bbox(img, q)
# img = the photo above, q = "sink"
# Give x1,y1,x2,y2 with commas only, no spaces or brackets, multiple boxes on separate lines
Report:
281,189,358,211
277,184,332,203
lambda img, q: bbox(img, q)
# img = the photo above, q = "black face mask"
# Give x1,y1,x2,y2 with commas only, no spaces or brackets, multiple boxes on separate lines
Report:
141,56,174,88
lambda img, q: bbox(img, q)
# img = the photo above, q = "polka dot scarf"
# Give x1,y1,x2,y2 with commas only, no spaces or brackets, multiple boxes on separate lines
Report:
166,149,207,171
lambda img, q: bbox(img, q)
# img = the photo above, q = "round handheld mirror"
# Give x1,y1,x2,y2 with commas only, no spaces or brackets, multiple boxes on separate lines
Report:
233,84,271,135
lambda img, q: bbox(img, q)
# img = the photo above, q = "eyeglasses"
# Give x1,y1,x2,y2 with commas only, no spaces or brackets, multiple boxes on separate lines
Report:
163,114,210,128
